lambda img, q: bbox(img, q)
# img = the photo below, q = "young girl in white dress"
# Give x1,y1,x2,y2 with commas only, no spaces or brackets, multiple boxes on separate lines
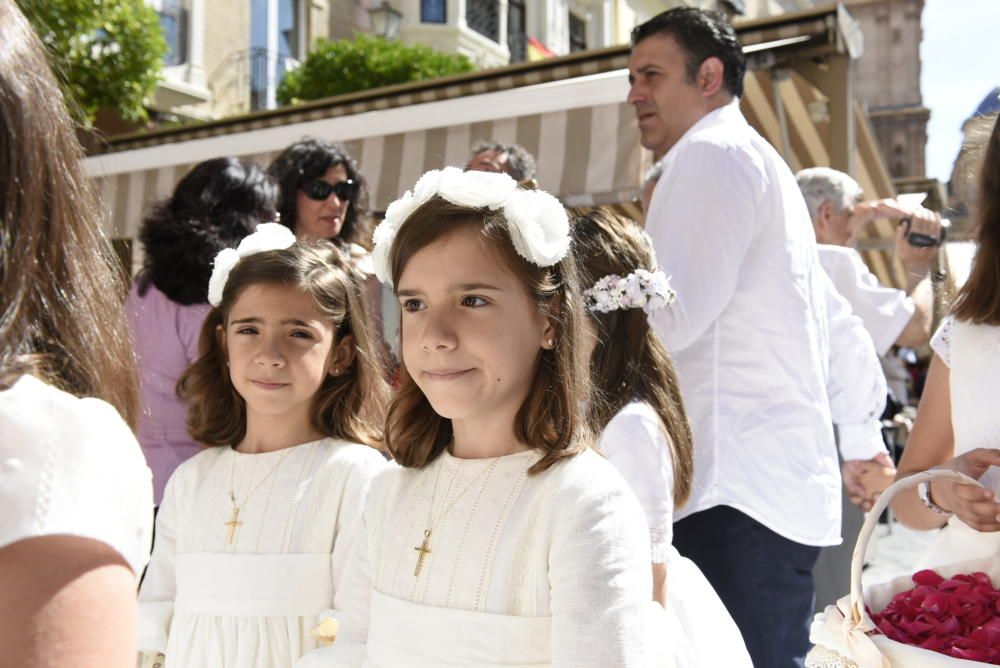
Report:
890,112,1000,565
571,208,754,668
137,224,389,668
297,168,664,668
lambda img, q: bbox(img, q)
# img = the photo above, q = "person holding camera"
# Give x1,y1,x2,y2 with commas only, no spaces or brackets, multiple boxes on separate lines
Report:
797,167,942,357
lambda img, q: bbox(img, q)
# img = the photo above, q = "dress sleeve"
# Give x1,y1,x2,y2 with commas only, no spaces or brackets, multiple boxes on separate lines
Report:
598,405,675,563
548,457,653,668
137,471,182,654
0,379,153,574
931,315,955,368
647,140,763,353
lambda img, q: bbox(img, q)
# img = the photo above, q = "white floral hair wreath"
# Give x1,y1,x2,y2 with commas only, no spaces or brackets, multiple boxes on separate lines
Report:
371,166,570,286
207,223,296,307
583,269,676,315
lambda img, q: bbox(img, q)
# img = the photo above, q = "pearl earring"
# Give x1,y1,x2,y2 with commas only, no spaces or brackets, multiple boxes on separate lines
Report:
547,338,555,348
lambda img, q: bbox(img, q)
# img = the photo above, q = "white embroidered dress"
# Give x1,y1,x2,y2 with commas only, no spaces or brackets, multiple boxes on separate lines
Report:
297,448,663,668
0,374,153,576
138,438,386,668
918,316,1000,567
598,401,753,668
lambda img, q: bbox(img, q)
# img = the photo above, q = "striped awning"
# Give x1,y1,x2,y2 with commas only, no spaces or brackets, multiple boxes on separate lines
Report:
87,70,644,241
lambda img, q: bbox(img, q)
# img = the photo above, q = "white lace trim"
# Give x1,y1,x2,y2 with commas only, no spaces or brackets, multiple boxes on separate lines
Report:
930,314,955,367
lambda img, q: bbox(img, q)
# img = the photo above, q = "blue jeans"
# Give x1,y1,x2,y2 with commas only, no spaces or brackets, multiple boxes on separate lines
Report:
673,505,821,668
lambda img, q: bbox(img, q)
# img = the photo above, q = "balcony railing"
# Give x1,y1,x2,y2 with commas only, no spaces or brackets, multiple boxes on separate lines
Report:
208,47,300,113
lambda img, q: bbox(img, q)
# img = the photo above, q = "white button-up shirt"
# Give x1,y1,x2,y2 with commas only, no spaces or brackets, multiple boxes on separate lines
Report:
646,100,886,546
817,245,915,357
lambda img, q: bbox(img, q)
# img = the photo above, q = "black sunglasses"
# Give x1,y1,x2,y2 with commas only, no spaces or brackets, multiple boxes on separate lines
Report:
301,178,357,202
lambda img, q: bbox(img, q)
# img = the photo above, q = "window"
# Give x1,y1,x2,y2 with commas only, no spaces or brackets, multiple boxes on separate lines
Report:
422,0,446,23
157,0,188,66
569,12,586,53
507,0,526,62
250,0,302,110
467,0,499,42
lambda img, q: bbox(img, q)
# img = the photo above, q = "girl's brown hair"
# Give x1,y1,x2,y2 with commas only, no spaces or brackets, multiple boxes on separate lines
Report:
178,241,388,448
570,208,693,506
385,196,590,474
0,2,138,426
953,113,1000,325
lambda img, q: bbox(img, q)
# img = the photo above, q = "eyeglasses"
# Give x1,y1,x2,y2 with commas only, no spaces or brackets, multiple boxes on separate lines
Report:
301,178,357,202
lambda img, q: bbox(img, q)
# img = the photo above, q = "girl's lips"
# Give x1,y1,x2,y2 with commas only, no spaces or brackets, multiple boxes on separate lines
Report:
423,369,474,381
251,380,289,390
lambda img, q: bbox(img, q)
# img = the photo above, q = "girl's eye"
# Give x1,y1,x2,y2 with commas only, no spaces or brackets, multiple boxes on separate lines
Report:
402,299,425,313
291,330,314,339
235,327,257,335
461,295,488,308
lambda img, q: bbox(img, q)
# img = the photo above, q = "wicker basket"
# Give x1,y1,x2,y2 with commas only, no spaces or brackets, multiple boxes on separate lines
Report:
806,468,1000,668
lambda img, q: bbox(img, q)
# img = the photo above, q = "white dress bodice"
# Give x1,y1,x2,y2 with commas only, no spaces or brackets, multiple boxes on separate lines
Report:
138,438,386,668
297,448,660,668
920,316,1000,567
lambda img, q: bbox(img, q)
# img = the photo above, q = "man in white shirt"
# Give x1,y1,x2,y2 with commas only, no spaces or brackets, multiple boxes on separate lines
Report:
629,9,888,666
796,167,940,357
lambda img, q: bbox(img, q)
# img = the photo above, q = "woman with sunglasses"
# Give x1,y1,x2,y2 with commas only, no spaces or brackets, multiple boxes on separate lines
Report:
268,138,370,248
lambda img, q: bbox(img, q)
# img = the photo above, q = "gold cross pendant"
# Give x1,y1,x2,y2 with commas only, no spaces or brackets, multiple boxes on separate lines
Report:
413,529,432,577
225,507,243,545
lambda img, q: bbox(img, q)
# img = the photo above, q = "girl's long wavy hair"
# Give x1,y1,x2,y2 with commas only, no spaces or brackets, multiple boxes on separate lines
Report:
385,196,591,474
178,241,388,448
570,208,693,507
0,2,138,426
953,113,1000,324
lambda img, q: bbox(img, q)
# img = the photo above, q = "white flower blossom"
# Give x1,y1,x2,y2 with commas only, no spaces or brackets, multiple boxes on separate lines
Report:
207,223,296,307
370,168,571,286
583,269,676,316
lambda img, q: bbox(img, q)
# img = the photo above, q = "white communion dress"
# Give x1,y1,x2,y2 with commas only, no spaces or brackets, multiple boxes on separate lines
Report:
137,438,386,668
918,316,1000,568
296,447,671,668
597,400,754,668
0,374,153,576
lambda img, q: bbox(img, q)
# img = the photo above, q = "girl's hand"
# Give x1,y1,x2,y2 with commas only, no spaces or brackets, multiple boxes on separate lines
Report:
932,448,1000,531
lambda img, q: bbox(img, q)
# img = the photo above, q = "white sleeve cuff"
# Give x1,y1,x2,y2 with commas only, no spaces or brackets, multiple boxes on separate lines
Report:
136,600,173,654
836,421,888,462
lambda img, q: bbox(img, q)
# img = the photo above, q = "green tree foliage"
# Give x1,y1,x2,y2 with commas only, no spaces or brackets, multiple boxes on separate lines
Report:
18,0,167,124
278,34,475,105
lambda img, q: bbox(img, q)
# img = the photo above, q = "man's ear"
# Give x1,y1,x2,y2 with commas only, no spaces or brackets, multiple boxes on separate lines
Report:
816,200,835,234
697,57,725,97
329,334,357,376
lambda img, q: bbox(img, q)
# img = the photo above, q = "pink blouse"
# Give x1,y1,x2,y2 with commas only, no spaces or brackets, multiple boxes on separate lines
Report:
126,282,211,504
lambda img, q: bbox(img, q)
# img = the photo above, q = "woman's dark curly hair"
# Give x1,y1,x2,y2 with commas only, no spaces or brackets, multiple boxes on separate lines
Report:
267,137,371,248
137,157,279,305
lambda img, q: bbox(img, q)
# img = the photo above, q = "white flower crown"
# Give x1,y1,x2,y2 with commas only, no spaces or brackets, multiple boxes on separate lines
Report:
371,167,570,286
583,269,676,315
207,223,296,307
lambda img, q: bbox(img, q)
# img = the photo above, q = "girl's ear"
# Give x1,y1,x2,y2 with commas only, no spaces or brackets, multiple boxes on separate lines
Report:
329,334,357,376
539,296,561,350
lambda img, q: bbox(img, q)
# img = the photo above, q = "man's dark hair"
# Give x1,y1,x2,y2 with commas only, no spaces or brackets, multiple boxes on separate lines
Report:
631,7,746,98
470,140,537,182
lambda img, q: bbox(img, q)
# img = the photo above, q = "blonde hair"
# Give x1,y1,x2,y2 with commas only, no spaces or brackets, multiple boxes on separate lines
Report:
178,241,388,448
384,196,591,474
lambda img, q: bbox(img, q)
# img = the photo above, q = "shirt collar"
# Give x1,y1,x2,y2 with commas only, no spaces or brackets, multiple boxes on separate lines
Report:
663,97,745,161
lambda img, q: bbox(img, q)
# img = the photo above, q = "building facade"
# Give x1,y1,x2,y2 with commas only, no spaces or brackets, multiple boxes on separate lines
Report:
843,0,929,179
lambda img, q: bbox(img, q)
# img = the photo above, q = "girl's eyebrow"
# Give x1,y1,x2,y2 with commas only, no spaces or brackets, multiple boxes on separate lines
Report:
229,316,318,328
397,283,503,298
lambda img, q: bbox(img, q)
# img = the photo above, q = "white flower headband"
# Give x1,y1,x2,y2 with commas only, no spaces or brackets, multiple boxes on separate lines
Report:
207,223,296,307
583,269,676,315
371,166,570,286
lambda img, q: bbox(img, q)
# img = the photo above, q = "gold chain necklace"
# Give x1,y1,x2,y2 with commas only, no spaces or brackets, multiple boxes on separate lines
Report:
224,447,294,545
413,454,500,577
